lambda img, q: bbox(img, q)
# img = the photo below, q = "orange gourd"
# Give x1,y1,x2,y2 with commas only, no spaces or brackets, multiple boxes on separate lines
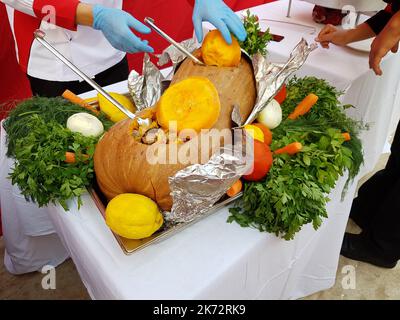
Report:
201,30,241,67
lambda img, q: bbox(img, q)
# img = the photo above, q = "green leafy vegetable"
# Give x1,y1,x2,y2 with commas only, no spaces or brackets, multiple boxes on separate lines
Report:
4,96,113,157
229,77,365,240
239,10,272,56
10,115,97,210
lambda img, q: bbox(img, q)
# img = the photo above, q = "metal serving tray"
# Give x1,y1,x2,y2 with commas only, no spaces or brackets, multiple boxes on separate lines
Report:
88,183,242,255
86,94,242,255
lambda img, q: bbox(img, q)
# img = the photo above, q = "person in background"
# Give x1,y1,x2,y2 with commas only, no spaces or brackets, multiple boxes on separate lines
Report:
1,0,246,97
316,1,400,268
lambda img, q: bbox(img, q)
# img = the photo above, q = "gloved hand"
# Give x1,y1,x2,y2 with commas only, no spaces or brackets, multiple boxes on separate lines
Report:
192,0,247,45
92,5,154,53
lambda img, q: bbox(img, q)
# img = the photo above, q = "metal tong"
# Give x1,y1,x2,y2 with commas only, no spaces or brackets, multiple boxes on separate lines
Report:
34,30,150,126
144,17,205,66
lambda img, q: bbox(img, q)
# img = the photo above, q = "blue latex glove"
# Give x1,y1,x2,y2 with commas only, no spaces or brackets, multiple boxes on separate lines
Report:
193,0,247,45
92,5,154,53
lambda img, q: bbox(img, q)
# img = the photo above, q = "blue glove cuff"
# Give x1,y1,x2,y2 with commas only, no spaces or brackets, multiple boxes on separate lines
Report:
92,4,105,30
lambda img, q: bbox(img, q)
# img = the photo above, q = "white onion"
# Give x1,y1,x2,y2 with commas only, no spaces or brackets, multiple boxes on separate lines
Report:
67,113,104,137
257,99,282,129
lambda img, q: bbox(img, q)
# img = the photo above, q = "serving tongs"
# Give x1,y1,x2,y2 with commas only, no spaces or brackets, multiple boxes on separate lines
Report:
34,30,150,126
144,17,205,66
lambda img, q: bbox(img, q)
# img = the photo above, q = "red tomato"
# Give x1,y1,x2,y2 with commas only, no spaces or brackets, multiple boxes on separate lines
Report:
243,140,273,182
274,84,287,105
253,123,273,145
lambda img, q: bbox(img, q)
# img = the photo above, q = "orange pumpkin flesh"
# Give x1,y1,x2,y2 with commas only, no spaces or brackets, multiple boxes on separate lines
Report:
94,53,256,211
201,30,241,67
156,77,221,132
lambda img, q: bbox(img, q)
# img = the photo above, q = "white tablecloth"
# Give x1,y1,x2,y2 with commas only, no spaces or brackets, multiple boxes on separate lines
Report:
2,0,400,299
300,0,385,12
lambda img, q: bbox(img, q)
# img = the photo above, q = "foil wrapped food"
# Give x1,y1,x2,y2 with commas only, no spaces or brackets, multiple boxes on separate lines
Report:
165,130,253,223
127,53,163,111
128,38,316,223
244,38,317,125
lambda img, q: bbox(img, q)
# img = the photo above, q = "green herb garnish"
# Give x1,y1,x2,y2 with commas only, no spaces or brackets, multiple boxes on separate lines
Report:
10,115,98,210
229,76,365,240
239,10,272,56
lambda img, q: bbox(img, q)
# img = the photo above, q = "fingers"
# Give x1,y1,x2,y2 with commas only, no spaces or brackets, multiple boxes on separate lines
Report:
126,15,151,34
315,24,336,48
224,12,247,42
193,13,204,43
391,42,399,53
369,47,384,76
209,17,232,44
125,31,154,53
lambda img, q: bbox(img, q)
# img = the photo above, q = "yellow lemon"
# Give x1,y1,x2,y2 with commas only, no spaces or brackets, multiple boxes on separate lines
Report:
105,194,163,239
244,124,265,143
98,92,136,123
84,96,98,104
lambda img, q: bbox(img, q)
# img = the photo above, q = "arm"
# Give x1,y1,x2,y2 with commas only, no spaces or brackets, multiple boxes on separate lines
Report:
1,0,79,30
315,3,395,49
315,23,375,48
369,10,400,75
1,0,153,54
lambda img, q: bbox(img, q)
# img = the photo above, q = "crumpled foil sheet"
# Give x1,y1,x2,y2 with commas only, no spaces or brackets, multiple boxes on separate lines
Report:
244,38,317,125
128,38,316,223
158,39,199,72
127,53,163,111
165,130,253,223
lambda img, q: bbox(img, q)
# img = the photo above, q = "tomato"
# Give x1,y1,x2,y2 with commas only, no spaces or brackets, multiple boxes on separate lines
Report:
274,84,287,105
253,123,273,145
243,139,273,182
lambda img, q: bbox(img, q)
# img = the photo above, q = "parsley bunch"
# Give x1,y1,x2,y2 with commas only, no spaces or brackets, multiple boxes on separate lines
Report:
4,96,113,158
239,10,272,56
10,115,98,210
229,77,365,240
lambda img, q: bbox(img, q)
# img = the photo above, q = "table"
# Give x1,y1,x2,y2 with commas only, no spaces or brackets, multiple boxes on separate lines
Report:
299,0,385,12
2,0,400,299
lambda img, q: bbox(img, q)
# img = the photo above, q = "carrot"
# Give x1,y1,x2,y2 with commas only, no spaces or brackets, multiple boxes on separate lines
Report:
288,94,319,120
62,90,99,115
65,152,89,164
342,132,351,142
227,179,243,197
274,142,303,156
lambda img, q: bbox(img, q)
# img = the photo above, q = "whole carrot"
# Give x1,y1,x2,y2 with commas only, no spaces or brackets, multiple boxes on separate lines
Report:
65,152,89,164
342,132,351,142
288,94,319,120
274,142,303,156
62,90,99,115
227,179,243,197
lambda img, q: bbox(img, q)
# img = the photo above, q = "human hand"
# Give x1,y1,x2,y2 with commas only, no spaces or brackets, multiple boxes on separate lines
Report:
193,0,246,44
92,5,154,53
315,24,350,48
369,14,400,76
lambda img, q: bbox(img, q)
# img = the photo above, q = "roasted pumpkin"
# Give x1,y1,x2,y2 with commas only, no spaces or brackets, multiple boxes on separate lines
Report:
201,30,241,67
94,51,256,211
156,77,221,133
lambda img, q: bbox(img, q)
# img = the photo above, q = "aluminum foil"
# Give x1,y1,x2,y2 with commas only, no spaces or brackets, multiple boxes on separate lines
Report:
158,39,199,70
127,53,163,111
166,130,253,223
127,38,316,224
244,38,318,125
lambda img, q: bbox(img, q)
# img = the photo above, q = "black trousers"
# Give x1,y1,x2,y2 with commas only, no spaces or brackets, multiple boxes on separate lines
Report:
350,121,400,261
27,56,129,97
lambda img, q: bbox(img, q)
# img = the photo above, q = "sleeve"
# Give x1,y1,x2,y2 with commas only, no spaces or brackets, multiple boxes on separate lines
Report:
32,0,80,30
366,5,394,35
1,0,36,17
0,0,80,30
